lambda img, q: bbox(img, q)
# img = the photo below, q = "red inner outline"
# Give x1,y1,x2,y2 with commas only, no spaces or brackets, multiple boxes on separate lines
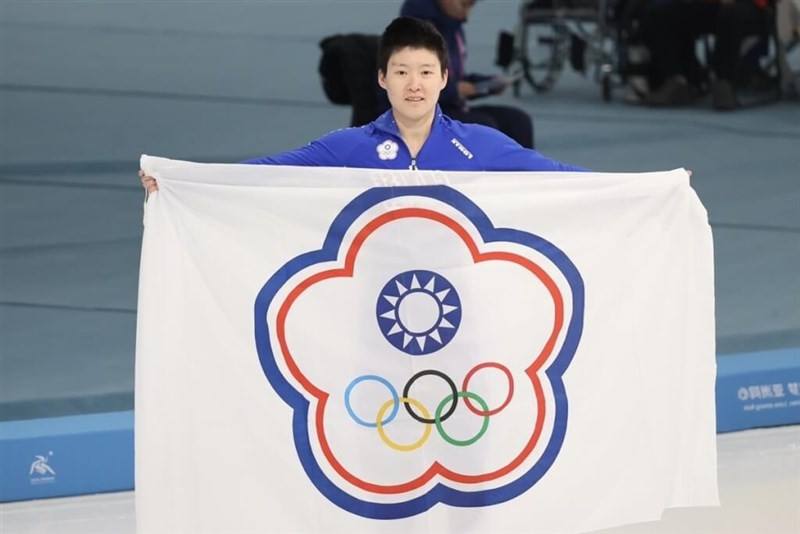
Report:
275,208,564,495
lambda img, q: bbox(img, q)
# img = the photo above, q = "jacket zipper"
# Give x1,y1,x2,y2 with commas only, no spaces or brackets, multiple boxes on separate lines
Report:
378,129,420,170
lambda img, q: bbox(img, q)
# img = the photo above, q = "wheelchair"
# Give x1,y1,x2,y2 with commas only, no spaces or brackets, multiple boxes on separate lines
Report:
509,0,632,101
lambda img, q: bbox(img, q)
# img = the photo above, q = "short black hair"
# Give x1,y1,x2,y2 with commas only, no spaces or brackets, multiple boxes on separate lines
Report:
377,17,449,75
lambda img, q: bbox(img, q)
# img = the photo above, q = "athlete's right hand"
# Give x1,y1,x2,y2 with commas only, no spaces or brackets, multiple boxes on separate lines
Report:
139,169,159,193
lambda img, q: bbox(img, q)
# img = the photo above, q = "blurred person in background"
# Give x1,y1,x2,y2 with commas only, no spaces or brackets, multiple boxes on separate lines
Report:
637,0,772,109
400,0,536,147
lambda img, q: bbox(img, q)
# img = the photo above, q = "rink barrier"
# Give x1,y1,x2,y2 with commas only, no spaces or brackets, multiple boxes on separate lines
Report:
715,348,800,432
0,411,133,502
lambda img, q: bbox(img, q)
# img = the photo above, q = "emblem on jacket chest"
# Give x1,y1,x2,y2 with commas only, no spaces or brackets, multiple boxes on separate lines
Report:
376,140,399,161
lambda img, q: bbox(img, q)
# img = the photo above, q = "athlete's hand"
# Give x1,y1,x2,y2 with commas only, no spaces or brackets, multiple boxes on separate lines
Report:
139,169,158,193
488,75,512,95
458,81,477,99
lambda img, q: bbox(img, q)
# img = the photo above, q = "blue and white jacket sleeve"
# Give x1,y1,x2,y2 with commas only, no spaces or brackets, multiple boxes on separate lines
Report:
480,128,587,172
242,131,348,166
498,147,587,172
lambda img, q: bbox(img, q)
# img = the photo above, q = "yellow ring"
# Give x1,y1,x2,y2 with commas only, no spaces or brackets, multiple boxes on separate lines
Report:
376,397,432,452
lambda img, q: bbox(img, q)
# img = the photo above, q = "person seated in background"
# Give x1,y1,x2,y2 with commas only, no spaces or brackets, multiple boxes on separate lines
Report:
140,17,584,193
637,0,772,110
399,0,536,147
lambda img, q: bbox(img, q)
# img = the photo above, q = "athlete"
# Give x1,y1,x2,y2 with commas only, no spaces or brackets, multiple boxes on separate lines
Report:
140,17,583,193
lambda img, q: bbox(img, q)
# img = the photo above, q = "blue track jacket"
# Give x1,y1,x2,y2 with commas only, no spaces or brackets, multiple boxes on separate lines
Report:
245,108,583,172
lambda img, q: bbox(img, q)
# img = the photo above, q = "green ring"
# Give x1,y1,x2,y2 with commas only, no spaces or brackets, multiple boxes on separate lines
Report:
434,391,490,446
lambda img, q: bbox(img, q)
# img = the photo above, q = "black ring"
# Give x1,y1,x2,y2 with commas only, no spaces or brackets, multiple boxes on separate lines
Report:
402,369,458,424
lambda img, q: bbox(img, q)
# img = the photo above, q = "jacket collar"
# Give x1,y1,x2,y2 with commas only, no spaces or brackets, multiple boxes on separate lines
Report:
371,105,446,140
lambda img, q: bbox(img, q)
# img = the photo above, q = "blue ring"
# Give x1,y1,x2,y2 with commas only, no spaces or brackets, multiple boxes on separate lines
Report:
344,375,399,428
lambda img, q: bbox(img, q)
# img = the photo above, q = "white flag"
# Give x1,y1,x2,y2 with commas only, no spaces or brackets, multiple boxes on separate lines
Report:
135,156,717,534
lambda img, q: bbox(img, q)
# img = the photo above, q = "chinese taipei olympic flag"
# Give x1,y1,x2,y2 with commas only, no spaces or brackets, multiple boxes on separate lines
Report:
136,156,718,534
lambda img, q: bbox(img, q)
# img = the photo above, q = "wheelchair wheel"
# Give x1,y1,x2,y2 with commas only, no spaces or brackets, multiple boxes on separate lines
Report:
518,21,569,92
601,73,612,101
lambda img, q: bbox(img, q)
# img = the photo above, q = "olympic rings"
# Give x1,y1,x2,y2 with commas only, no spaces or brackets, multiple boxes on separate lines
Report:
376,397,432,452
344,375,399,427
435,391,490,446
344,362,514,451
402,369,458,424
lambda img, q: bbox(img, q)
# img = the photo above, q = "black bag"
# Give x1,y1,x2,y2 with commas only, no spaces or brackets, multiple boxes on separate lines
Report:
318,34,383,126
318,35,352,105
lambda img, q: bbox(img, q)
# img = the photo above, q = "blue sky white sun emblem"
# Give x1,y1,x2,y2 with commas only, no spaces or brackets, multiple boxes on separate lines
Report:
376,270,461,355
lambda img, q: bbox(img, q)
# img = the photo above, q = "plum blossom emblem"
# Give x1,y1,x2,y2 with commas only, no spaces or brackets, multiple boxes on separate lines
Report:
376,139,399,160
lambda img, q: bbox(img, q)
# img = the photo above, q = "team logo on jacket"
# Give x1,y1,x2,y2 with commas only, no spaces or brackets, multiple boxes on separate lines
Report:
376,139,399,160
254,186,584,519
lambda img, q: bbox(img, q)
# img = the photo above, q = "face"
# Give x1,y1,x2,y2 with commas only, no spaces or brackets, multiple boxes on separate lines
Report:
378,47,448,124
439,0,475,21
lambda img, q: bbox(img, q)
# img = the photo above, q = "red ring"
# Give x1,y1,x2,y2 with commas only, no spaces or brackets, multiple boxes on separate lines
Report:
461,362,514,416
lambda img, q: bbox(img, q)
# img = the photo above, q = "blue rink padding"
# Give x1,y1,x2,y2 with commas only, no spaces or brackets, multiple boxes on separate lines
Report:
0,411,133,502
716,348,800,433
1,350,799,503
